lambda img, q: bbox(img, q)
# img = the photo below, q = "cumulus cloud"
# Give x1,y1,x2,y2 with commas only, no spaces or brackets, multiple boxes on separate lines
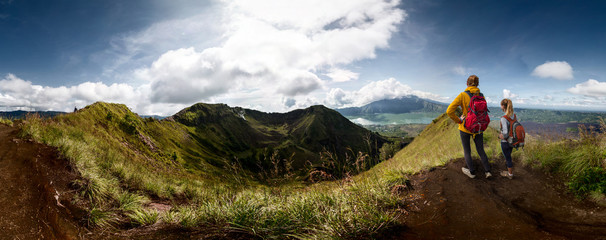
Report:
136,0,405,105
326,68,359,82
502,89,518,99
325,78,446,108
0,1,408,115
96,11,224,79
0,74,145,112
531,61,574,80
136,47,236,103
567,79,606,98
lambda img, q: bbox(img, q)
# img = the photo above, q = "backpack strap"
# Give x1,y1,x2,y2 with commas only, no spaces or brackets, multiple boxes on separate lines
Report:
465,90,484,97
503,114,517,138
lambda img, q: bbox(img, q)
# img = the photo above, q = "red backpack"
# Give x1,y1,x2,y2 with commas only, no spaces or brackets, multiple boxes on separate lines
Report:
463,91,490,134
503,114,525,149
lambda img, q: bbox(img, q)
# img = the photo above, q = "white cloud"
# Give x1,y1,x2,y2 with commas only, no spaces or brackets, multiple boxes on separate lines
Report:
502,89,518,99
531,61,574,80
567,79,606,98
325,78,446,108
135,0,405,105
0,74,146,112
96,10,224,79
137,47,235,103
326,68,359,82
0,1,409,115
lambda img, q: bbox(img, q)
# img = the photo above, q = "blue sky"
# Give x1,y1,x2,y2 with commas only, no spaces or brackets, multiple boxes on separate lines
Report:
1,0,605,115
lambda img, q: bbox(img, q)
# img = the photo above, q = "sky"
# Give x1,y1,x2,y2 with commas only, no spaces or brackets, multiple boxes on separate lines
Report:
1,0,606,115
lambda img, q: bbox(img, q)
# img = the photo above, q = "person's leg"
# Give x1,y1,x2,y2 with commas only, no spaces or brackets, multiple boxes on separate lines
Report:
460,131,475,174
473,133,491,172
501,142,514,174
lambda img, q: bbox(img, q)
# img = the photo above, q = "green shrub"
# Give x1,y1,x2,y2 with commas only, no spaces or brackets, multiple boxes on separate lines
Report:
568,167,606,197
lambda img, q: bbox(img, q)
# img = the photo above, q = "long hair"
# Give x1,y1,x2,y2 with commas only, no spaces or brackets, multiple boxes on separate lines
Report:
501,99,514,118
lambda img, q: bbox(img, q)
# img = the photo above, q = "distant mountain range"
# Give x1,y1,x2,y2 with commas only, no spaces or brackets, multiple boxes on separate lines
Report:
0,110,65,119
335,96,606,125
336,96,447,116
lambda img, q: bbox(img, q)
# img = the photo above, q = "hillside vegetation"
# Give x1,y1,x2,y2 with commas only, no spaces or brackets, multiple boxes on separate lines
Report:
520,118,606,202
21,102,395,238
18,102,606,238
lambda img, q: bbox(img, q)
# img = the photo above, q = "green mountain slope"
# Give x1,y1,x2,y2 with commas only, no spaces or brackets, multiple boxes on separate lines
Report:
169,103,387,171
24,102,387,186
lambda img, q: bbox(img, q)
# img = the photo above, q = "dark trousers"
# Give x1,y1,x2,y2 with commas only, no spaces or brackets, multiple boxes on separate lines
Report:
460,131,491,174
501,142,514,168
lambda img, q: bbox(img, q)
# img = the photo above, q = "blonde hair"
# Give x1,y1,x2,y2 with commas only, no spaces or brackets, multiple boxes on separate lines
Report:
467,75,479,87
501,98,514,118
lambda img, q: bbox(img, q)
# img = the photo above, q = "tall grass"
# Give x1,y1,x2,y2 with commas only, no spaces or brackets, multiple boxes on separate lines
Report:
151,177,402,239
519,117,606,199
0,117,13,126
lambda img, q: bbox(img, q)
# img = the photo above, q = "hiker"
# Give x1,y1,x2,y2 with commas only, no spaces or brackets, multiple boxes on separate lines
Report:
446,75,491,179
499,99,515,179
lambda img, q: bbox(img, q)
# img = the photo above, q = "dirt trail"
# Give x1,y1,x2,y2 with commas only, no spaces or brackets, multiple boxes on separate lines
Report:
395,157,606,240
0,124,82,239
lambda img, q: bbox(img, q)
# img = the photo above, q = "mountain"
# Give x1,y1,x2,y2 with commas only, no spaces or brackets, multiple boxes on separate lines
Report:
336,96,447,116
170,103,387,171
28,102,387,181
0,110,65,119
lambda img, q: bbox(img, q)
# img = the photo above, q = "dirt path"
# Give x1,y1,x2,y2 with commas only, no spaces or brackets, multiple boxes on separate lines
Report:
395,157,606,240
0,124,82,239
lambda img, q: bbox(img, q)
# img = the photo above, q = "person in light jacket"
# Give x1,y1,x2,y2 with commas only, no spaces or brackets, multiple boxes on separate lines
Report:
499,99,515,179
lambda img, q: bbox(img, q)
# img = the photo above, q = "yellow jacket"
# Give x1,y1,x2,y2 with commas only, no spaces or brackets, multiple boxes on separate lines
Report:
446,86,482,134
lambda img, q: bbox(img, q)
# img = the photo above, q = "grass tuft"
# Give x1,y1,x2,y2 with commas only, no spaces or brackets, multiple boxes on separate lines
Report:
128,209,160,227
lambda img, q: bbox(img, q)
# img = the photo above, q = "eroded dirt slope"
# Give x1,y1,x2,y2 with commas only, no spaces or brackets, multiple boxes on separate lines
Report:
395,157,606,240
0,124,83,239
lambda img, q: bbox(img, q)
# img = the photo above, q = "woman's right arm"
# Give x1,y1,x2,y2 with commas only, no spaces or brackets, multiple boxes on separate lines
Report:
446,93,462,124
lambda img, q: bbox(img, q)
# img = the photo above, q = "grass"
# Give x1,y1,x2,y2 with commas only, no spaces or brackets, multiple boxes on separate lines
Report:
517,117,606,200
0,117,13,126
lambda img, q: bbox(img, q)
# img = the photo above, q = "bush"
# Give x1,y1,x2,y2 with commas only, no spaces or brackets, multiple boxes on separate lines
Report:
568,167,606,198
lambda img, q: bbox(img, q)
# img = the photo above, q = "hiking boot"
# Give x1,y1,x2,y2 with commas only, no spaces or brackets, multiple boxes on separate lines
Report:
500,171,513,179
485,172,492,178
462,167,476,179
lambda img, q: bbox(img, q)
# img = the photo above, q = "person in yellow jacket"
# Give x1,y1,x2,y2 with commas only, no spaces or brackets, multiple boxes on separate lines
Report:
446,75,491,179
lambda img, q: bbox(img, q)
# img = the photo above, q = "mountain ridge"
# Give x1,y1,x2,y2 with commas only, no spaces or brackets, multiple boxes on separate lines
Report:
336,96,447,116
168,102,387,171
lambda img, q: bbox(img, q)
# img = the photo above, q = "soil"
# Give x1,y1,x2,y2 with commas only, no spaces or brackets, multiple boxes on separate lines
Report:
0,124,85,239
393,157,606,240
2,122,606,239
